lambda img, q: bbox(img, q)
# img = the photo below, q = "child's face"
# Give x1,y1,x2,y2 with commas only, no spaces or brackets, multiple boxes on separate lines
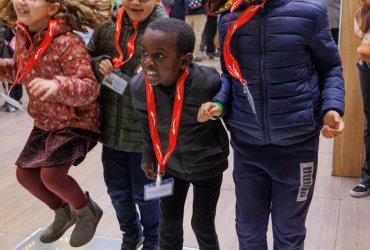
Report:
122,0,160,23
12,0,60,32
141,28,192,87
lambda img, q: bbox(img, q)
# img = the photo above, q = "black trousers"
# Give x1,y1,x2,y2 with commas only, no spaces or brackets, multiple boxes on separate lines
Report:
358,61,370,187
201,15,218,53
159,174,223,250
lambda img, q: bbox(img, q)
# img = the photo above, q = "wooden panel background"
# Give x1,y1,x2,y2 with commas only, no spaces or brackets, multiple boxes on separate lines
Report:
333,0,364,177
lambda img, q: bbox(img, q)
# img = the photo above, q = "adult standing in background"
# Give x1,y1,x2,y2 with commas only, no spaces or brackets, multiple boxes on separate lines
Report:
185,0,208,62
351,0,370,198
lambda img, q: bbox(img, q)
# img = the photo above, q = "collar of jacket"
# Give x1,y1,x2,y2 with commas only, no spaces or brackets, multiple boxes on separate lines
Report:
112,5,168,29
19,20,72,46
209,0,291,14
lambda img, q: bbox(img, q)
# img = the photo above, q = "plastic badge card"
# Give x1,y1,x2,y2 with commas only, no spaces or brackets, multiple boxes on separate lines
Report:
101,71,129,95
0,92,25,112
144,177,174,201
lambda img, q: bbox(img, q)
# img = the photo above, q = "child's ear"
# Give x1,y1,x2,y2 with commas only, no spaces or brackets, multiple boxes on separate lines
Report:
180,53,193,70
48,2,61,17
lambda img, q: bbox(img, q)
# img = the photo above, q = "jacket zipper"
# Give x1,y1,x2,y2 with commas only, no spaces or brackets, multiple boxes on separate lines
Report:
259,7,270,144
114,26,131,148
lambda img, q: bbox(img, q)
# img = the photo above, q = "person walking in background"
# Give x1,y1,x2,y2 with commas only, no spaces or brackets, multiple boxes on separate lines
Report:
200,2,220,60
351,0,370,198
0,0,112,247
0,23,22,112
185,0,208,62
209,0,345,249
130,18,229,250
88,1,167,249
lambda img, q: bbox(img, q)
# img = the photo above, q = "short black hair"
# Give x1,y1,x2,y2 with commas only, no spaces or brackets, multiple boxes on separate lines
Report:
147,18,195,54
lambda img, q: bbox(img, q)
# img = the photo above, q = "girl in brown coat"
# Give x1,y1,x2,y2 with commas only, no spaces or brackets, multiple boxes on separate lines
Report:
0,0,111,247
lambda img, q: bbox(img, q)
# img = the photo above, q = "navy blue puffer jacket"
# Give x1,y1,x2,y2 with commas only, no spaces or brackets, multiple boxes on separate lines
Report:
211,0,345,146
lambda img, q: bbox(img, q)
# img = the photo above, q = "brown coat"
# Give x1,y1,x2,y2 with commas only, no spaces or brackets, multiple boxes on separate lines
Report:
0,22,100,132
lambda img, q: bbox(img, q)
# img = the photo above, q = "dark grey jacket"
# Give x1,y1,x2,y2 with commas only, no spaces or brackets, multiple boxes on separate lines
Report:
130,63,229,181
88,6,167,152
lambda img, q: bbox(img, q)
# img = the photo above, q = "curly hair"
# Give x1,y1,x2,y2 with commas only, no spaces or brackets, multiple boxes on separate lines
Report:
147,18,195,55
0,0,112,32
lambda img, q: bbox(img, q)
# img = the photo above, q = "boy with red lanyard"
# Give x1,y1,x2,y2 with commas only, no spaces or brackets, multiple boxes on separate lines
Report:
130,18,229,250
87,1,167,249
206,0,345,249
0,0,112,247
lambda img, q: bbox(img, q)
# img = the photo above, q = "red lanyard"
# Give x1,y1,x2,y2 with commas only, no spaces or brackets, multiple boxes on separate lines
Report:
12,19,58,88
145,69,189,174
223,0,266,93
112,7,139,69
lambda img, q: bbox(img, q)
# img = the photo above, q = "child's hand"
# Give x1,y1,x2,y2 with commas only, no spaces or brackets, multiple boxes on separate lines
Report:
29,78,58,101
141,162,157,180
197,102,222,122
98,58,114,76
321,110,345,139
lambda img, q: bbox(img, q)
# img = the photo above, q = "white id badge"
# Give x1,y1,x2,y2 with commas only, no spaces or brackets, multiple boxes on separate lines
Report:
0,92,25,112
144,177,174,201
101,70,130,95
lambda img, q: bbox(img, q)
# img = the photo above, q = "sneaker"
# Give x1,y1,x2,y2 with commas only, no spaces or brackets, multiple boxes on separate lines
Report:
350,184,370,197
121,235,144,250
207,51,220,59
0,102,16,112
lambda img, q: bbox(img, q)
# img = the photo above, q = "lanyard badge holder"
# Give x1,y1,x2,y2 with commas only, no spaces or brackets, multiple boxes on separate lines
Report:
144,173,174,201
102,7,138,95
143,69,189,200
223,0,266,116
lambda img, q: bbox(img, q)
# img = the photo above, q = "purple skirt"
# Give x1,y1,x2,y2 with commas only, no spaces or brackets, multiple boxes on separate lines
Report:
16,127,98,168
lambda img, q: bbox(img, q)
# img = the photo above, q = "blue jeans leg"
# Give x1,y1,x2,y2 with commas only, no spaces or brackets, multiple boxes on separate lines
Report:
102,146,159,250
131,160,160,249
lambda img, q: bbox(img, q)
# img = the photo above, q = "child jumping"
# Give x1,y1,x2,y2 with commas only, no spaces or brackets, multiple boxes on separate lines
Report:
209,0,345,249
88,1,167,249
0,0,112,247
130,18,230,250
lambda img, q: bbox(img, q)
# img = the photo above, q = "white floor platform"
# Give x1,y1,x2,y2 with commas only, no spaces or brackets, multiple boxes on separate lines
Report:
13,228,198,250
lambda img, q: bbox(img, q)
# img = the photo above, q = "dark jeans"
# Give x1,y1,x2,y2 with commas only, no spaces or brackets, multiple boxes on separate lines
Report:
102,146,160,250
159,174,222,250
233,136,319,250
201,15,218,53
358,62,370,187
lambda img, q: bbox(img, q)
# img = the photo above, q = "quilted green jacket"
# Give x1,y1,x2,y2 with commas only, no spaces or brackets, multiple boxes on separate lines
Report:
88,5,167,152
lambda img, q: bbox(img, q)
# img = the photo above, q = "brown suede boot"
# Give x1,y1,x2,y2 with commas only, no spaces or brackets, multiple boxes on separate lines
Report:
40,204,76,243
69,192,103,247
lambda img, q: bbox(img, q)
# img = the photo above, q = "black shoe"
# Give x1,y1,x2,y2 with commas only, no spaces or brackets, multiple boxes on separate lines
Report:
350,184,370,197
207,51,220,59
121,235,144,250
